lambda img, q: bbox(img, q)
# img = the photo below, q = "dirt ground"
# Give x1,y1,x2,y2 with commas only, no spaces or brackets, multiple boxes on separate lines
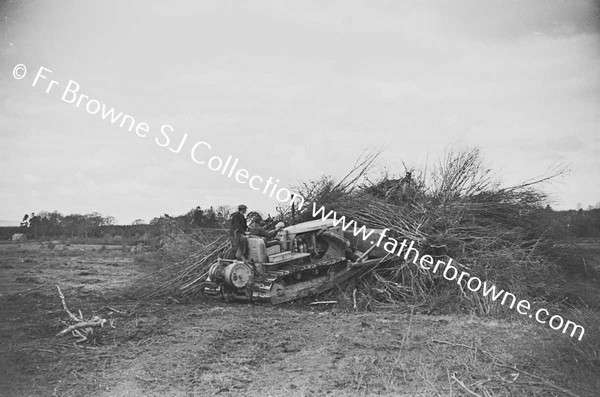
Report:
1,243,599,396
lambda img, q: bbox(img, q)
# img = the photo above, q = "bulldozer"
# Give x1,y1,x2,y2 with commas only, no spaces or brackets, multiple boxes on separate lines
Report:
204,219,388,304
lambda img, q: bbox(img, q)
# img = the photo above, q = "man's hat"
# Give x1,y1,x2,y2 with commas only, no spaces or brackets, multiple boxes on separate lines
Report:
238,204,248,210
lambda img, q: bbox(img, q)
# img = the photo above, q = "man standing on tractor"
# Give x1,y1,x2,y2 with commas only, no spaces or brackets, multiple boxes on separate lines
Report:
226,204,249,260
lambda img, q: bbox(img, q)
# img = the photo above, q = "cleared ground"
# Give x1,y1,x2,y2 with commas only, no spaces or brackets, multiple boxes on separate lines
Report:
1,243,598,396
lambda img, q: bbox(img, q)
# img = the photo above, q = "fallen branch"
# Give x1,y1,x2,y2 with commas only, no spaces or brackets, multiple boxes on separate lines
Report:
310,301,337,305
432,339,477,351
55,285,109,344
494,363,581,397
56,318,106,336
6,283,47,297
56,285,81,322
106,306,125,314
451,374,482,397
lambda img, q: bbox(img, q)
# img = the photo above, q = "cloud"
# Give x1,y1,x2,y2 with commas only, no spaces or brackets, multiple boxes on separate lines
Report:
22,173,42,184
545,136,586,153
179,70,318,103
423,0,600,42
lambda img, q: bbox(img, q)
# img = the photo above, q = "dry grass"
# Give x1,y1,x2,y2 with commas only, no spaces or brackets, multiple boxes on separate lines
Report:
324,313,595,396
3,246,597,396
131,234,230,299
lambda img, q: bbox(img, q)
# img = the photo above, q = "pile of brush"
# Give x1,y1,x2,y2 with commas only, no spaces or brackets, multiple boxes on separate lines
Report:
134,236,230,299
292,147,567,314
138,147,566,315
152,217,219,261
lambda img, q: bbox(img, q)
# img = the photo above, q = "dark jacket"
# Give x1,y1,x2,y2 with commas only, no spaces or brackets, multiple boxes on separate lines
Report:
230,211,248,237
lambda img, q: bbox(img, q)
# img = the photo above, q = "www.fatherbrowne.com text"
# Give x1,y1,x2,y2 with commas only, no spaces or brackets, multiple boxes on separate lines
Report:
311,203,586,341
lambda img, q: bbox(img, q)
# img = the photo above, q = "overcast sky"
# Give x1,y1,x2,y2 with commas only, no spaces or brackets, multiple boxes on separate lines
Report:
1,0,599,225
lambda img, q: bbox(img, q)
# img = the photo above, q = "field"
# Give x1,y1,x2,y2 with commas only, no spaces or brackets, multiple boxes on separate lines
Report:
1,242,599,396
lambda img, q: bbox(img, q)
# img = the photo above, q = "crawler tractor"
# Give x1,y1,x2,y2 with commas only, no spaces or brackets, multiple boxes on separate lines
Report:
204,219,387,304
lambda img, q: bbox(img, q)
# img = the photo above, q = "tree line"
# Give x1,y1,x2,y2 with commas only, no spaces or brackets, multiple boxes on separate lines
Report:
6,205,599,242
7,205,235,241
551,206,600,238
